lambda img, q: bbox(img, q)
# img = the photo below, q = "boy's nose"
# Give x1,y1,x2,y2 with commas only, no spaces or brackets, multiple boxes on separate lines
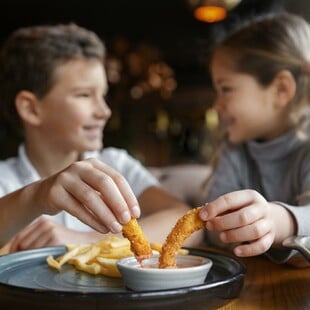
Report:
213,97,225,113
94,99,111,119
213,98,221,112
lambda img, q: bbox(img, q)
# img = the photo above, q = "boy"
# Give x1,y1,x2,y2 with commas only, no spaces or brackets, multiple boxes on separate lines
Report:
0,24,202,252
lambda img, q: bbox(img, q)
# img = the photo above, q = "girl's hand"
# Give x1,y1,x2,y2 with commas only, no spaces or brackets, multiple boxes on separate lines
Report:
9,217,104,253
28,158,141,235
199,189,277,257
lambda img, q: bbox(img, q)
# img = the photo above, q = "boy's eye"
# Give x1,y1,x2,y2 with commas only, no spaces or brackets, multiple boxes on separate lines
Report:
220,86,232,94
214,85,233,96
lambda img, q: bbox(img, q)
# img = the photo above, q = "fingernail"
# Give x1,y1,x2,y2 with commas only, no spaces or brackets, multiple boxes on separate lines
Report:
120,210,131,223
131,205,141,218
110,221,123,233
234,248,243,256
200,209,208,221
206,221,213,230
220,232,227,242
100,226,109,234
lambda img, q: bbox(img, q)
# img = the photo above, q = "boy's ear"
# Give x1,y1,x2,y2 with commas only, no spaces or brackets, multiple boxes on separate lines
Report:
15,91,42,126
272,70,296,108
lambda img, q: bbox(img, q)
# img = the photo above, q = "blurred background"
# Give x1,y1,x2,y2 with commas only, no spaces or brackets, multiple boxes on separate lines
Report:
0,0,309,166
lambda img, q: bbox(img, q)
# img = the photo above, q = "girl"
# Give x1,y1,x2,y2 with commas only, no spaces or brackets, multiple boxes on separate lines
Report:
0,24,201,252
199,12,310,266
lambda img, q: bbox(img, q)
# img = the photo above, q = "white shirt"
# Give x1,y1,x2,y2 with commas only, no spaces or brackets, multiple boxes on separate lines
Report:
0,144,159,231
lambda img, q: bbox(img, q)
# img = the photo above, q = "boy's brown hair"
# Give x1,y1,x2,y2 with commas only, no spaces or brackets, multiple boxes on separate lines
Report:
0,23,106,138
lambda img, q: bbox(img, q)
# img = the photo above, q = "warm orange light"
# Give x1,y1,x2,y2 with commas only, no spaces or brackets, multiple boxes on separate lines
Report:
194,6,227,23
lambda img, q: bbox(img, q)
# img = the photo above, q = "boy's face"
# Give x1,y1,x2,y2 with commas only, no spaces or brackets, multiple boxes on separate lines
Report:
36,59,111,152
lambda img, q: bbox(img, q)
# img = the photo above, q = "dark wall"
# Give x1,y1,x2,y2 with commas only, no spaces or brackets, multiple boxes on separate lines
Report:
0,0,306,165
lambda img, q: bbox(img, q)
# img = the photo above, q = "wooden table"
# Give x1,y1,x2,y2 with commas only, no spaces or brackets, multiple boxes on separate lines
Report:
218,255,310,309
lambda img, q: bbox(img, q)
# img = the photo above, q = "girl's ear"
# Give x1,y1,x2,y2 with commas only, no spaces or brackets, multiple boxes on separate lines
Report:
272,70,296,108
15,91,42,126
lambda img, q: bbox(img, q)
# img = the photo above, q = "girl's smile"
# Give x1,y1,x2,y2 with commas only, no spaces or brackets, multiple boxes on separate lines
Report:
211,50,293,144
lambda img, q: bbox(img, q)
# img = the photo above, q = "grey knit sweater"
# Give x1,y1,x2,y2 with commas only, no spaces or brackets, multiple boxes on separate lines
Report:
206,128,310,263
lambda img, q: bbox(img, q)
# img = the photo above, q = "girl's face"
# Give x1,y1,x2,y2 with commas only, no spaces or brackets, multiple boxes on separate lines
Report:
211,50,289,144
37,59,111,153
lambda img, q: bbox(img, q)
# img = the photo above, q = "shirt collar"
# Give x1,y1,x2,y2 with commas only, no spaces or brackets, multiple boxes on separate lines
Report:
16,145,101,183
17,144,41,183
81,150,100,160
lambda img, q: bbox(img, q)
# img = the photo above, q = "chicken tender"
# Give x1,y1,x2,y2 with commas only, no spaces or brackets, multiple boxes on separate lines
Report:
122,218,152,263
159,207,204,268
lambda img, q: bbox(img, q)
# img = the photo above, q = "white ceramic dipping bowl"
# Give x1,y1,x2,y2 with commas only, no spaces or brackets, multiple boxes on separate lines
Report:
117,254,213,291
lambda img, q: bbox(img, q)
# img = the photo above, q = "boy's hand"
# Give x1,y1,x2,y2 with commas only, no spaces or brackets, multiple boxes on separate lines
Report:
31,158,141,235
8,217,104,253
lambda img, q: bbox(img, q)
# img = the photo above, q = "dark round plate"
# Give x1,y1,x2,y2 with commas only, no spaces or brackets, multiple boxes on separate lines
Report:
0,246,245,309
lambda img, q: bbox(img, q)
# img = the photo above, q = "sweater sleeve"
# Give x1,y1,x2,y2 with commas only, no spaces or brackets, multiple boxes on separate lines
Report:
204,143,246,249
266,147,310,263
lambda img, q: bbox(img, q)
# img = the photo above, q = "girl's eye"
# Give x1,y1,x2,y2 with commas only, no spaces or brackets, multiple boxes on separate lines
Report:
77,93,91,98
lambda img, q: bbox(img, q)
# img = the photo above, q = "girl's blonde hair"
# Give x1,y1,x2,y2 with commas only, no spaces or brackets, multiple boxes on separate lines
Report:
200,13,310,199
211,12,310,122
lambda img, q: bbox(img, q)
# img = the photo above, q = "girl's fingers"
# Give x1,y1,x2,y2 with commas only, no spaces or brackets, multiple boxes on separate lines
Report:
233,232,274,257
206,203,265,231
219,218,272,243
200,189,266,220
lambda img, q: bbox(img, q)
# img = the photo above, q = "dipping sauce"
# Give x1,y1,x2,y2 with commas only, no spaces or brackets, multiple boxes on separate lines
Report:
117,254,213,291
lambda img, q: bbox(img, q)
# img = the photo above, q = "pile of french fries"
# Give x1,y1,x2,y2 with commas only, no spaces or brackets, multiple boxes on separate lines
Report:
47,235,188,278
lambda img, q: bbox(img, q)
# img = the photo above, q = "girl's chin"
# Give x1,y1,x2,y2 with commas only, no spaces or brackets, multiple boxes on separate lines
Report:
227,133,244,144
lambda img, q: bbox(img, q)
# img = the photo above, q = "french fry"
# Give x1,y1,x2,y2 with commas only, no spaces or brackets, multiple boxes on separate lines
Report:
46,255,61,270
150,242,189,255
58,245,89,266
46,236,131,276
72,260,102,275
68,246,101,264
46,235,189,278
95,235,130,249
96,246,133,259
96,257,121,277
150,243,162,253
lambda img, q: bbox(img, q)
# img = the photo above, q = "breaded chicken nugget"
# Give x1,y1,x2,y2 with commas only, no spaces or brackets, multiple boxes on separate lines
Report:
122,218,152,263
159,207,204,268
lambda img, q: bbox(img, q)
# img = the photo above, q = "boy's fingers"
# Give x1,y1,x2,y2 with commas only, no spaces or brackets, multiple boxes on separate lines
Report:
79,159,140,220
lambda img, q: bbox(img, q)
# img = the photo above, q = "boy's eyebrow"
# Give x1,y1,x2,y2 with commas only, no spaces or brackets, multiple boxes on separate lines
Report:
214,78,229,85
71,85,108,94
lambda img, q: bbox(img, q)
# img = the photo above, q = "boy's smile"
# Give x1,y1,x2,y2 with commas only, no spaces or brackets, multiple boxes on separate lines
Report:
35,59,111,153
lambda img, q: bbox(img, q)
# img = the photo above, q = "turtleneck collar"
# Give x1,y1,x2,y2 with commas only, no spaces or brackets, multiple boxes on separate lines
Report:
246,129,308,162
